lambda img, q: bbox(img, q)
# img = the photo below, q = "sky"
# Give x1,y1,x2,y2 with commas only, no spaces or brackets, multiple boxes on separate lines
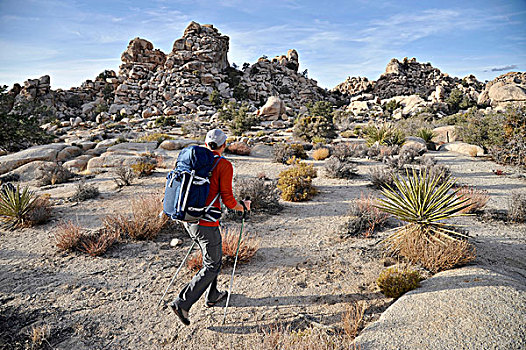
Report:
0,0,525,90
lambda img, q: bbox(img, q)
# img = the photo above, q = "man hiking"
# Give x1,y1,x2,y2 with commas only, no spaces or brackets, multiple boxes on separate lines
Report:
169,128,251,326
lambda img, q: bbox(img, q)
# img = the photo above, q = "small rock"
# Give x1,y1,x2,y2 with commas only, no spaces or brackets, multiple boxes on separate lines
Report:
170,238,183,247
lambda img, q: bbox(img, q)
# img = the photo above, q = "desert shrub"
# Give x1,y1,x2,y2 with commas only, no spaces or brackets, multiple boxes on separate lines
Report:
209,89,221,107
154,115,178,127
233,177,283,214
55,220,82,251
324,156,358,179
331,143,356,160
187,227,259,271
488,106,526,167
508,193,526,223
306,101,334,119
272,143,307,164
277,163,317,202
35,163,73,186
226,142,251,155
339,130,356,138
385,146,419,172
377,266,423,298
419,157,451,185
25,195,53,226
455,186,489,214
113,167,136,187
416,128,436,143
384,99,401,115
30,324,51,349
312,148,330,160
363,123,405,147
376,168,475,272
369,167,395,189
79,227,121,257
446,88,476,113
137,133,174,144
219,101,259,136
69,181,99,202
340,194,390,237
104,194,167,240
131,161,156,177
258,326,356,350
293,115,336,142
181,120,204,139
456,108,505,149
333,109,355,131
394,115,434,137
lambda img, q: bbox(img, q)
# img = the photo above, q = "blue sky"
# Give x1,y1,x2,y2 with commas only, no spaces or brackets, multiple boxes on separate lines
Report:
1,0,525,90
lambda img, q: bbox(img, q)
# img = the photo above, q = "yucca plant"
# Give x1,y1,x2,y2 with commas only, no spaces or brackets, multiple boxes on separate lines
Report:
376,168,471,250
364,123,405,147
416,128,437,143
0,184,37,229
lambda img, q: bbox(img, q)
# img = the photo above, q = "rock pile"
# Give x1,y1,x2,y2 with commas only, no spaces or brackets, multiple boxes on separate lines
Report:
478,71,526,107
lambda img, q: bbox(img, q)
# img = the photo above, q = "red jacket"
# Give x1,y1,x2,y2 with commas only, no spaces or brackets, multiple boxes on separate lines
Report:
199,151,237,227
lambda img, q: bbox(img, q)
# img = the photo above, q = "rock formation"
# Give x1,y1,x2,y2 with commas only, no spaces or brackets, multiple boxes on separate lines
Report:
478,72,526,107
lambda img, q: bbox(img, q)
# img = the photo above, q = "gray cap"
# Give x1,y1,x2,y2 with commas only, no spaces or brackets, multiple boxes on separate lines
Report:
205,128,227,147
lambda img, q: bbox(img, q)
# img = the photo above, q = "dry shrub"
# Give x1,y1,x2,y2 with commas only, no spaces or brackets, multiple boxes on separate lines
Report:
390,229,476,273
455,186,489,213
131,161,156,177
324,156,358,179
233,177,283,214
277,162,318,202
55,220,82,251
369,167,395,189
221,226,259,264
259,326,355,350
508,193,526,223
376,265,423,298
103,194,167,240
79,228,120,257
340,194,390,237
342,301,366,338
69,180,99,202
112,167,136,187
312,148,330,160
30,324,50,348
186,227,259,271
26,195,53,226
187,251,203,272
227,142,251,155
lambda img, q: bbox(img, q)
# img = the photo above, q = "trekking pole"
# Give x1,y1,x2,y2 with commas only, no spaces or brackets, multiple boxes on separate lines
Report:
222,200,249,325
157,223,196,308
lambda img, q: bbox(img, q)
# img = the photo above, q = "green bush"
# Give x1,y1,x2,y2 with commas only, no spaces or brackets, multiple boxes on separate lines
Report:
209,89,221,107
277,163,317,202
305,101,334,119
384,99,401,115
489,106,526,167
363,124,405,147
446,89,475,113
377,266,422,298
154,115,178,127
219,101,259,136
456,108,505,149
293,115,336,142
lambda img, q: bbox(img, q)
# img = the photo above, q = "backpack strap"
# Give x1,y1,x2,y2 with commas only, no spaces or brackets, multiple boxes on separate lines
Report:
210,155,224,173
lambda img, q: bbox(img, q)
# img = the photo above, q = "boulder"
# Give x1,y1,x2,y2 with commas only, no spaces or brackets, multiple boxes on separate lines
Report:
355,267,526,350
106,142,158,155
402,136,427,154
159,139,196,151
57,146,83,162
0,144,67,175
63,155,94,173
438,141,484,157
478,72,526,106
86,153,147,172
250,144,273,158
257,96,285,120
432,125,457,144
2,161,57,182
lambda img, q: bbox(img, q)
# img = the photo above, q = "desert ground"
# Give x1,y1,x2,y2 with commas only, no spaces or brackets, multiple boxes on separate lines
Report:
1,148,525,350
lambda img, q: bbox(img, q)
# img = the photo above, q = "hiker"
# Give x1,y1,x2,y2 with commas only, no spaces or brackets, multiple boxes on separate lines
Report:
169,128,251,326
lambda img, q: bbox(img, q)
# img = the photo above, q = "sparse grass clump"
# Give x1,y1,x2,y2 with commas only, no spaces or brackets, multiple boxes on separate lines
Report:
377,265,423,298
29,324,50,349
55,221,82,251
69,180,99,202
277,162,317,202
131,161,156,177
376,169,475,273
273,143,308,164
455,186,489,214
79,228,121,257
324,156,358,179
137,133,174,144
340,194,390,237
508,193,526,223
104,194,167,240
342,301,366,338
312,147,330,160
0,184,52,229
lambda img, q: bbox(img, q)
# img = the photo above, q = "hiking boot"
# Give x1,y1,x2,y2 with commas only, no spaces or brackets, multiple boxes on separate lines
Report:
205,291,228,308
169,301,190,326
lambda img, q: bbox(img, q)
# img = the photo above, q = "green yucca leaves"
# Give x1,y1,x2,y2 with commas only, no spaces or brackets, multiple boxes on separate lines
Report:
0,184,37,229
416,128,437,143
376,168,471,245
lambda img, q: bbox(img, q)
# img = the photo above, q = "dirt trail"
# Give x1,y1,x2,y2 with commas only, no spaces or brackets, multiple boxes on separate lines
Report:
1,152,525,349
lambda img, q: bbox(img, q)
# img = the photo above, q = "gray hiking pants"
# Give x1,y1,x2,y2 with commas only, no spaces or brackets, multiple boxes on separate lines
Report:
175,223,223,311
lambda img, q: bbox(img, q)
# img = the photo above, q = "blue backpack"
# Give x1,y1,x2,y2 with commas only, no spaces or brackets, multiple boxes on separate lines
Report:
163,145,223,222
